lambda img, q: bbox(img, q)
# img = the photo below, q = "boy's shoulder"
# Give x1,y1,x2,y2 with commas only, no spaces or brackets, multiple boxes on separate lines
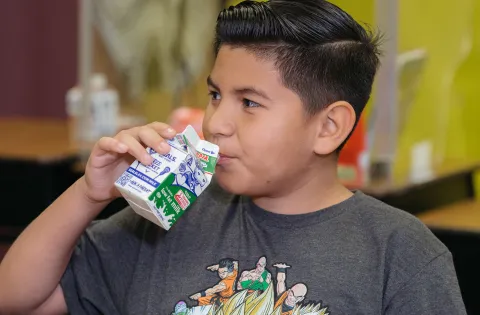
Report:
354,191,447,252
353,191,449,276
353,191,423,225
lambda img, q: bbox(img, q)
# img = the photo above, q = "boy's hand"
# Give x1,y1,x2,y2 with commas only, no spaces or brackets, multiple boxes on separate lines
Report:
81,122,176,204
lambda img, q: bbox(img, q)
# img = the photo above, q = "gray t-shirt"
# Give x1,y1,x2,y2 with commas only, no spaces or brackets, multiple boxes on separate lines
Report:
61,182,466,315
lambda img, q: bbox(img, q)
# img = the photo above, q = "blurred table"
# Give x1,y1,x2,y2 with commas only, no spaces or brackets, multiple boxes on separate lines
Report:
417,201,480,314
0,118,76,161
418,200,480,233
0,118,128,232
0,118,80,229
363,162,480,214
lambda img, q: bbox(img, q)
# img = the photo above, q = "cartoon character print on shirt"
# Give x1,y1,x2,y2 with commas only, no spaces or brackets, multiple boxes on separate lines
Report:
171,256,330,315
173,154,208,197
237,256,272,293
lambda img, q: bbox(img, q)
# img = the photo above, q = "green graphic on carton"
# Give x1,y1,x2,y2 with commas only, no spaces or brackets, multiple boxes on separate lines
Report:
196,153,217,174
178,129,218,174
148,173,197,226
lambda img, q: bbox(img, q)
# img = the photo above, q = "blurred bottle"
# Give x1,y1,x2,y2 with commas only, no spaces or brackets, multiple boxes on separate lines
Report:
90,74,119,138
66,73,119,149
66,86,82,144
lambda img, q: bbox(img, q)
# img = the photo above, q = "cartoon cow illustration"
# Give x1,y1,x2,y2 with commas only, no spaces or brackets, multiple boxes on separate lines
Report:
173,155,207,196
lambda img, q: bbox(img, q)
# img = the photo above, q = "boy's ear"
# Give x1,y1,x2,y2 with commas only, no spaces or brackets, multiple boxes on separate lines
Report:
312,101,356,155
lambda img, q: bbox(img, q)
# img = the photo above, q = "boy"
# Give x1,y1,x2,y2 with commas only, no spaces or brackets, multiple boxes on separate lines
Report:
0,1,466,314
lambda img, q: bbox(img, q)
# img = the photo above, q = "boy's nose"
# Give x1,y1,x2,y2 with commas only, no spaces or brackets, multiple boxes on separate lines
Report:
205,102,235,138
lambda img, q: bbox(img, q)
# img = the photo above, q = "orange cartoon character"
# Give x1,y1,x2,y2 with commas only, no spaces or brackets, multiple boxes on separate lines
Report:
189,259,239,307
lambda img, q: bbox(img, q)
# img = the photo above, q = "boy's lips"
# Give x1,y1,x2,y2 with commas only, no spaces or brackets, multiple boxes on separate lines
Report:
217,153,234,165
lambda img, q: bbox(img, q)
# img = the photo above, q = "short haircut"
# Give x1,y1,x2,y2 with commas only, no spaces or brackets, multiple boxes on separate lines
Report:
214,0,382,150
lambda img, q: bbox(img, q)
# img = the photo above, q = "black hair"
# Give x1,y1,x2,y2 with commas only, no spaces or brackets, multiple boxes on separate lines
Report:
214,0,382,150
218,258,235,272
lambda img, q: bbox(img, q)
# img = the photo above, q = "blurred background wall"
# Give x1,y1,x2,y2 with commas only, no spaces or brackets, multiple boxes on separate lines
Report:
0,0,78,118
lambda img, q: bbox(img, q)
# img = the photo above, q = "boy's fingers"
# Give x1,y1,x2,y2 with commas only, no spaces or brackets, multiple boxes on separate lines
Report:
94,123,174,165
94,137,128,156
117,133,153,165
137,126,171,154
148,121,176,139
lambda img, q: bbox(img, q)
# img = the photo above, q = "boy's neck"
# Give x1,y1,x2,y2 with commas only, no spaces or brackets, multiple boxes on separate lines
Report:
252,161,353,215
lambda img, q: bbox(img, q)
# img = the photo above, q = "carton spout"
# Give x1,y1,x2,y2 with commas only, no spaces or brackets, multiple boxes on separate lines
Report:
175,125,219,182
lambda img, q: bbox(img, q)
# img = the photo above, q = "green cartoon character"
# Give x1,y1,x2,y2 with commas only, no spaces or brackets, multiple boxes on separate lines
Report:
237,256,272,292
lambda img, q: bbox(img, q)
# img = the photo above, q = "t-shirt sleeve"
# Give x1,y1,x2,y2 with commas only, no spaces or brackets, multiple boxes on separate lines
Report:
385,251,467,314
60,207,151,314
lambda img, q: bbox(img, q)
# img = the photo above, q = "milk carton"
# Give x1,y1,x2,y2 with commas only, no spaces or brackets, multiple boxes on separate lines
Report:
114,125,219,230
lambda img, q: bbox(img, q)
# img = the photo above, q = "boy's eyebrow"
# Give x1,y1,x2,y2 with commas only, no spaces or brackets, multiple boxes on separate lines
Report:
207,75,272,101
207,76,221,92
234,87,272,101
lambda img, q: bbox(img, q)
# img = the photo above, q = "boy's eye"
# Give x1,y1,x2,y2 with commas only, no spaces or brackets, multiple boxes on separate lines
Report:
208,91,221,101
242,99,261,108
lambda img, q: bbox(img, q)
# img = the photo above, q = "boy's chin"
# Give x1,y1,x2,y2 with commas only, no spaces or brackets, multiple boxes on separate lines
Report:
214,172,253,196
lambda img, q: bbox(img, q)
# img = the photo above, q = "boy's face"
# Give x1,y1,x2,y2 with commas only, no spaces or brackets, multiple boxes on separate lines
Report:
203,46,320,197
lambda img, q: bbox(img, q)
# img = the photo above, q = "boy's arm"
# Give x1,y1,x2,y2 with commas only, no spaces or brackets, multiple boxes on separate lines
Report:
0,178,108,315
384,251,466,314
0,123,174,315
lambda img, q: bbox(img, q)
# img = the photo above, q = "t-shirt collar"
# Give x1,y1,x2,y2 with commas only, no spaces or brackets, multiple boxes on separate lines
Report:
243,191,362,228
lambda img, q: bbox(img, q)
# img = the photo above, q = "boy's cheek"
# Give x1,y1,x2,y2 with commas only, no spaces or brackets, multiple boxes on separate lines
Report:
215,170,245,194
215,163,262,192
215,163,265,195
